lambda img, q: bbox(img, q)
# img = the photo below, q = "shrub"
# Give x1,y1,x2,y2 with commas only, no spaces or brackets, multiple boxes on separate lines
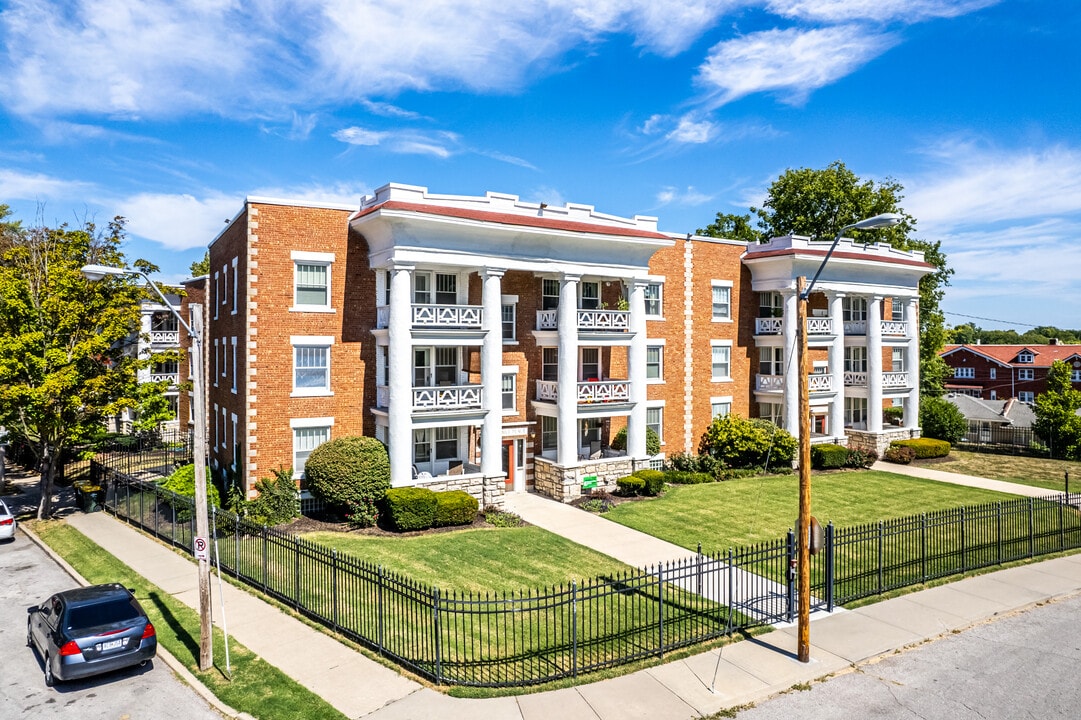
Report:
633,469,666,496
345,497,380,528
384,487,437,531
810,443,848,470
883,445,916,464
615,475,645,496
893,437,951,459
246,466,300,526
663,470,713,485
609,426,662,456
666,452,722,478
883,405,905,425
920,396,967,445
484,506,523,527
845,448,877,469
304,436,391,512
698,414,797,470
161,464,220,507
434,490,479,527
579,496,615,513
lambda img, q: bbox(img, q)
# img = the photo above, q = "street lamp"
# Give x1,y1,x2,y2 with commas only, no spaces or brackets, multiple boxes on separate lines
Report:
795,213,902,663
81,264,213,671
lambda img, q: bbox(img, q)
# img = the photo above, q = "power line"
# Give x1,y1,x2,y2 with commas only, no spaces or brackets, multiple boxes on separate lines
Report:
944,310,1044,329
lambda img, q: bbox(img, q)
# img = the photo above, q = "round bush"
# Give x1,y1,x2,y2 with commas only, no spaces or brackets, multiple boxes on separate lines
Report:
435,490,479,527
698,414,796,469
304,436,390,511
920,396,967,445
633,469,666,496
385,487,437,531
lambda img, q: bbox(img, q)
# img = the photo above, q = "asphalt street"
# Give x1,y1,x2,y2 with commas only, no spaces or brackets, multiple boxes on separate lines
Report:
734,592,1081,720
0,527,224,719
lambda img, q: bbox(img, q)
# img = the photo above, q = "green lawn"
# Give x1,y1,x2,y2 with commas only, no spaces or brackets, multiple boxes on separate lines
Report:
300,526,634,592
923,450,1080,493
603,470,1021,554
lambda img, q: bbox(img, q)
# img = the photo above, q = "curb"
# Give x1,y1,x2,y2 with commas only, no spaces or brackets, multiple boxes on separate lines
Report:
20,522,256,720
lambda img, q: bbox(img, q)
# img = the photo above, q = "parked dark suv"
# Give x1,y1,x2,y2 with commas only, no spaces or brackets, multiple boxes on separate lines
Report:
27,584,157,686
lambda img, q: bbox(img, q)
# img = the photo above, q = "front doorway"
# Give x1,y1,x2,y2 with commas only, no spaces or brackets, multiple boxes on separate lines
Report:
502,438,526,492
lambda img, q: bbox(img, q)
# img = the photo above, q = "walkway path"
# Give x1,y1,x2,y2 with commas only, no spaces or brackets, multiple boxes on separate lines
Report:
870,459,1061,497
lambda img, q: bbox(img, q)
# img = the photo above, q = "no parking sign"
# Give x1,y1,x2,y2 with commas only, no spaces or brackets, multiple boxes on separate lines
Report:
193,536,209,561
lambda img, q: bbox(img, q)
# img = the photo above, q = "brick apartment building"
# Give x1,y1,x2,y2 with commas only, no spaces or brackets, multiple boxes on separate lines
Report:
940,342,1081,403
179,183,931,506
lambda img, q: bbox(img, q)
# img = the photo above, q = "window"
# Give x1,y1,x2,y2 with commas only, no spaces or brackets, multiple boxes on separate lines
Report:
434,347,458,385
221,339,227,380
954,366,975,379
293,423,331,478
990,390,997,400
413,429,431,464
646,345,662,380
581,348,600,380
542,279,560,310
292,251,334,310
990,368,997,379
221,407,227,449
414,272,431,304
222,264,228,306
892,348,905,373
231,258,238,314
541,415,557,452
711,282,731,320
890,298,904,321
435,427,458,460
759,346,783,375
759,402,782,425
231,337,237,393
501,373,516,411
711,397,732,418
231,413,238,469
501,303,516,341
542,347,558,381
1018,391,1034,403
293,343,331,394
1018,368,1034,381
845,397,868,428
1073,369,1081,382
646,406,663,442
435,273,457,305
759,291,783,318
580,281,600,309
844,346,868,373
842,297,867,322
644,283,662,317
711,342,731,380
213,272,219,320
1018,351,1034,363
213,339,219,386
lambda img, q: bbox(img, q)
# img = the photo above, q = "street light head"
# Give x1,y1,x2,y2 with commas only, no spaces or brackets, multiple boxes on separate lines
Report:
849,213,904,231
81,264,129,282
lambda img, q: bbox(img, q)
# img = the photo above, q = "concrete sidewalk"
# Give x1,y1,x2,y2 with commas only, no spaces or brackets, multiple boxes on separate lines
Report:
870,459,1062,497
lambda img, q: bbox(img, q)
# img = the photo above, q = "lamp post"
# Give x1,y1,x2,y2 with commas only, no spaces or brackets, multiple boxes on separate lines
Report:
82,264,213,671
795,213,902,663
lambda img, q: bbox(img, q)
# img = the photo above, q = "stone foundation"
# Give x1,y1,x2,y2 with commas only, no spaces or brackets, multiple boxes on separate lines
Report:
534,456,638,503
413,473,506,509
846,427,922,458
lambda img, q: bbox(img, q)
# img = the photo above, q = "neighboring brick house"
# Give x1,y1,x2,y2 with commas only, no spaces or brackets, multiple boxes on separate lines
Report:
108,295,184,435
940,342,1081,403
179,183,931,504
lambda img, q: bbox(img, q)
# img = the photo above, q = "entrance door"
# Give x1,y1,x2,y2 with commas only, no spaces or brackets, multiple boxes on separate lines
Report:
502,438,527,492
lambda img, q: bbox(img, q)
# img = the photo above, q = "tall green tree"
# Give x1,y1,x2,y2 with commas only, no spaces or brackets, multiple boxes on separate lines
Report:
0,206,150,517
189,250,210,276
1032,360,1081,460
697,212,762,243
717,161,954,396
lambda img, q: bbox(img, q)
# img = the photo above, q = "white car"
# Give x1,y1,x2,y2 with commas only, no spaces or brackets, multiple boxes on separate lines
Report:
0,499,16,540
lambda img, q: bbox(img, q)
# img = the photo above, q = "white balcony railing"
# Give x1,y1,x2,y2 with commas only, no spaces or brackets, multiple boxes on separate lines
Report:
807,317,833,335
756,374,784,392
413,304,482,328
844,371,868,386
412,384,482,411
535,309,629,331
808,374,833,393
880,320,909,337
534,379,630,403
844,320,867,335
755,317,782,335
882,371,910,388
150,330,180,345
149,373,180,386
536,380,559,402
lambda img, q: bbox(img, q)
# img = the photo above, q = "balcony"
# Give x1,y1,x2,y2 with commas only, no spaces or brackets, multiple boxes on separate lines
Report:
754,317,833,335
808,374,833,393
535,379,630,404
807,317,833,335
844,320,867,335
844,371,867,386
374,304,483,330
755,374,784,392
412,384,482,411
149,372,180,386
150,330,180,345
536,309,629,332
882,371,910,389
881,320,909,337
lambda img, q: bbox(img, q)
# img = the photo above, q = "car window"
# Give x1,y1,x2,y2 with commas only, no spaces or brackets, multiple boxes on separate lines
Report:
65,599,140,630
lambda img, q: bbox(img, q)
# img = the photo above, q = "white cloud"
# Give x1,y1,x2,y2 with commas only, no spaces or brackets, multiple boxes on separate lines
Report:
656,186,713,206
334,126,460,158
666,116,717,144
119,191,239,251
697,26,898,107
333,127,389,146
249,182,372,208
0,168,95,201
524,186,566,208
766,0,999,24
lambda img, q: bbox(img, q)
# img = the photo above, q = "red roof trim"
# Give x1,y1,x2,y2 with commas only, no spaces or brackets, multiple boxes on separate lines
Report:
743,246,933,270
352,200,671,241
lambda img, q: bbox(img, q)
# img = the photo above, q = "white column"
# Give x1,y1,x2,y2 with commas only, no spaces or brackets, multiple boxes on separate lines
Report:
782,289,800,437
867,295,884,433
905,297,921,430
557,274,580,466
388,263,414,487
828,292,846,440
480,268,505,479
627,279,648,459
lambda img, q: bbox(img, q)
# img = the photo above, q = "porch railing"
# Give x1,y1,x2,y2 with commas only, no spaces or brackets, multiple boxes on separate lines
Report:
535,379,630,403
413,384,482,411
535,309,629,331
150,330,180,345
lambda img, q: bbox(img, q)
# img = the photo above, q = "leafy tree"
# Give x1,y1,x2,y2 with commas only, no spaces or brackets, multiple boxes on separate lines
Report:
0,207,153,518
697,212,762,243
919,396,967,445
698,413,797,469
189,250,210,276
745,161,954,397
1033,360,1081,459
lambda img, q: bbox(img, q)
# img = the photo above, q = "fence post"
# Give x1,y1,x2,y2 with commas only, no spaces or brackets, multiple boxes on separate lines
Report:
727,548,734,635
657,564,665,659
785,530,796,623
1029,497,1035,558
332,550,339,633
877,521,884,595
377,566,385,655
1059,495,1066,551
825,522,835,612
571,581,578,678
262,526,269,592
996,502,1002,565
960,507,967,573
696,542,703,596
293,535,301,608
432,587,443,685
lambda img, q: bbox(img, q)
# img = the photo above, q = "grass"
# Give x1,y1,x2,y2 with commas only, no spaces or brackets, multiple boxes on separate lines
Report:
922,450,1081,493
29,520,347,720
603,470,1022,554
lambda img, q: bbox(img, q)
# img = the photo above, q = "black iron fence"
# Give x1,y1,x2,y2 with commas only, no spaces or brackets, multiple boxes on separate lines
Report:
94,460,1081,687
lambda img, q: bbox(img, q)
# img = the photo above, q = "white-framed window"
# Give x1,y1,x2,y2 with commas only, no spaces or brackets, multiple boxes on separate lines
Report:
501,302,516,342
213,339,219,386
292,336,333,395
892,348,905,373
759,291,783,318
213,271,219,320
213,403,219,449
954,366,975,379
541,415,557,452
231,336,237,393
990,390,998,400
230,413,238,469
711,341,732,381
542,278,560,310
1018,368,1034,381
221,338,227,381
644,282,662,317
842,296,867,322
220,407,227,449
845,397,868,428
435,273,457,305
646,405,663,443
231,257,238,314
760,401,783,425
845,346,868,373
990,368,997,379
542,347,558,381
501,370,517,412
646,345,663,381
1018,351,1034,363
580,281,600,309
759,346,783,375
436,426,458,459
711,396,732,419
291,251,334,311
222,264,228,307
581,347,601,380
291,418,333,479
413,427,460,465
1018,391,1034,403
711,281,732,321
1072,369,1081,382
890,297,904,321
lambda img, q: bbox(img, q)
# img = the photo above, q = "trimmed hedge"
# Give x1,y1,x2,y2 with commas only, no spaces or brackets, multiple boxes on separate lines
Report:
810,443,848,470
385,487,437,531
616,475,645,496
304,436,391,515
664,470,713,485
883,445,916,464
633,469,666,496
435,490,479,527
892,437,951,459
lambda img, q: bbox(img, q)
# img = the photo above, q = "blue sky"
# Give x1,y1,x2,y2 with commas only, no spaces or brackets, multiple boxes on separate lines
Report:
2,0,1078,331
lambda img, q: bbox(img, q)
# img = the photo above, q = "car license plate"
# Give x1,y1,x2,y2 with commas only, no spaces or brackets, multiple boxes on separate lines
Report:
98,639,125,652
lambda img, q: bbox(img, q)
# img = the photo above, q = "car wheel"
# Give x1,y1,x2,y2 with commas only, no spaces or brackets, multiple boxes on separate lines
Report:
44,654,54,687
